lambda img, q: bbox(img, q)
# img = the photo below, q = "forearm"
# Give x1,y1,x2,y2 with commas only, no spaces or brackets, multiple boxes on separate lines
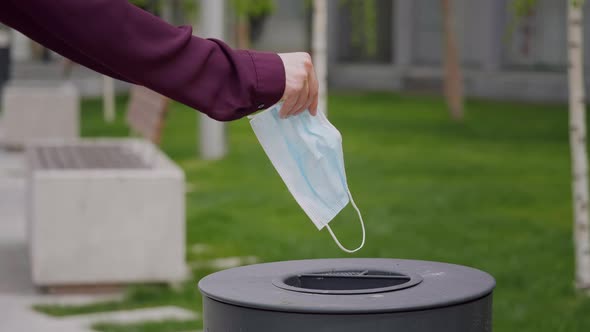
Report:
5,0,285,121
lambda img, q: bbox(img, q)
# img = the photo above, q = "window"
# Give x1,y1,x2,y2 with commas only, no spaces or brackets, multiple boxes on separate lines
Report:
335,0,393,64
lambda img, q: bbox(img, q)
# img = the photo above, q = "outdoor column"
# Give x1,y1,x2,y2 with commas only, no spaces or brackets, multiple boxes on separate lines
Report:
479,0,505,72
198,0,227,160
9,29,31,62
102,76,115,122
394,0,414,68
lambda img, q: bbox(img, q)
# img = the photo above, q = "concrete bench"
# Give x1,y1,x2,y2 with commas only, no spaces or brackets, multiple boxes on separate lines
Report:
1,80,79,148
26,85,187,287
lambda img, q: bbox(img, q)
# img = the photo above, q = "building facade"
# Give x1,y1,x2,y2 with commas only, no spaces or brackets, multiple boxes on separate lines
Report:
331,0,590,102
257,0,590,102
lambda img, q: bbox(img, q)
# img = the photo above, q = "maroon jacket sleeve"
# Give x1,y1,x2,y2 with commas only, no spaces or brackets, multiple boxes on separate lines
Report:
1,0,286,121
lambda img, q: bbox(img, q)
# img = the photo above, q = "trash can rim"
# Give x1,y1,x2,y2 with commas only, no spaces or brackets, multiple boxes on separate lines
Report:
198,258,496,314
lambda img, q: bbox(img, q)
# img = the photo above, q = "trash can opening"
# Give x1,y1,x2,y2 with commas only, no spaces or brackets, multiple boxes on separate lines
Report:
273,269,423,295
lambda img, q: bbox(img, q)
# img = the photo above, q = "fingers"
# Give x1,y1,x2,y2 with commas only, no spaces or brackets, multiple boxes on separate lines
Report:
279,91,301,119
276,52,320,118
289,79,309,117
296,56,318,117
297,67,318,117
285,65,318,118
307,65,319,116
309,95,319,116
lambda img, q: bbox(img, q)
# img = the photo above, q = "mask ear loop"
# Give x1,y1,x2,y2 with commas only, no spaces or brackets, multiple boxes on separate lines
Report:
325,189,365,253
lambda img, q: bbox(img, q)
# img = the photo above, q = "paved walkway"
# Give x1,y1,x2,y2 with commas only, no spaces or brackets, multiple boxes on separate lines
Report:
0,149,198,331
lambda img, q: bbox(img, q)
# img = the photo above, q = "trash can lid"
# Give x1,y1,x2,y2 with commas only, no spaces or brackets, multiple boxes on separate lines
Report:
198,258,495,314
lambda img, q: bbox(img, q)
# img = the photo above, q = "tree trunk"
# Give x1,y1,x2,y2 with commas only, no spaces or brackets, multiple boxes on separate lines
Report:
312,0,328,115
236,14,250,49
567,0,590,291
161,0,174,23
441,0,464,121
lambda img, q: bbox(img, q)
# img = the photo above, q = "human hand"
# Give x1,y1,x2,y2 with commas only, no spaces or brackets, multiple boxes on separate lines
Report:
277,52,319,118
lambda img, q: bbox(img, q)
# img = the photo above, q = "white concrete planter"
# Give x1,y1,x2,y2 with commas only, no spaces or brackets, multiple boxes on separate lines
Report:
26,139,187,286
1,81,79,148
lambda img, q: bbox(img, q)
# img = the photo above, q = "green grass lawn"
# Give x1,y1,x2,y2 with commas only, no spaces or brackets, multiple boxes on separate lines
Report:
35,92,590,331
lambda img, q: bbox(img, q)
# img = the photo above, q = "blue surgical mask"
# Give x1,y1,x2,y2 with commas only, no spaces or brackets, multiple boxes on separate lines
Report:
249,104,365,253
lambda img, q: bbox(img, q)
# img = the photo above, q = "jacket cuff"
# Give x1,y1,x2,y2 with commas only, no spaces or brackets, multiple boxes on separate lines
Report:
246,50,285,111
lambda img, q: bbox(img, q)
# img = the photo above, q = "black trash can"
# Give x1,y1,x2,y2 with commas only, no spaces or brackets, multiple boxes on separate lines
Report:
199,258,495,331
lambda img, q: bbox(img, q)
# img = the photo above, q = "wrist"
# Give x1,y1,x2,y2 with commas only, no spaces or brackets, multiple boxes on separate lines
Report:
246,50,286,110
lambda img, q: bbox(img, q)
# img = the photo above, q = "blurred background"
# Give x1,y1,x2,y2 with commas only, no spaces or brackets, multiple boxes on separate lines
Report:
1,1,590,332
0,0,583,101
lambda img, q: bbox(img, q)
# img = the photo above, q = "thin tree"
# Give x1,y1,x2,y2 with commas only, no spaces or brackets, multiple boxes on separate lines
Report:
231,0,274,49
312,0,328,115
441,0,464,121
513,0,590,291
567,0,590,290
